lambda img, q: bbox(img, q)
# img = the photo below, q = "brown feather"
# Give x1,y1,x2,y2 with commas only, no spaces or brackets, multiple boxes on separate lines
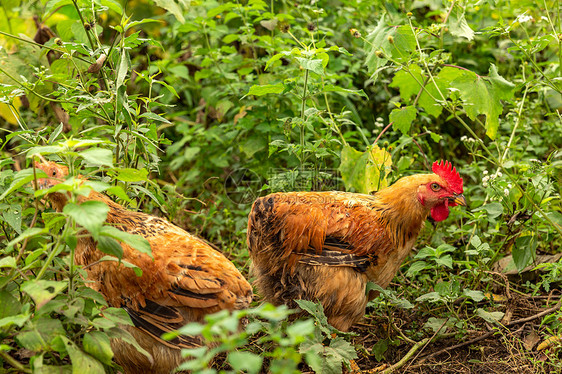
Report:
35,161,253,374
247,172,463,331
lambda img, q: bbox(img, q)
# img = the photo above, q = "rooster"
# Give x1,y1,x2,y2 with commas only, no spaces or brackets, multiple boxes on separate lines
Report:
247,160,465,331
35,161,253,374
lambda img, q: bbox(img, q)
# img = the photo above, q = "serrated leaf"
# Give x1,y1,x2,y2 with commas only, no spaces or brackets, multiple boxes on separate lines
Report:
463,289,485,302
97,236,124,259
79,148,114,167
152,0,189,22
63,201,109,238
449,8,474,41
83,331,113,365
406,260,429,277
323,85,368,98
424,317,448,333
100,226,152,258
513,233,537,272
476,308,504,324
115,168,148,182
246,84,284,96
61,336,105,374
365,16,416,80
228,351,263,374
339,144,392,194
390,105,417,134
0,168,46,201
0,290,22,319
295,57,324,75
21,280,68,309
2,203,22,233
98,255,143,277
449,64,515,139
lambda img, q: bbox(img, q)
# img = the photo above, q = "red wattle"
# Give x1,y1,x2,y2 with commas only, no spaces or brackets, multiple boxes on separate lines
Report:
431,201,450,221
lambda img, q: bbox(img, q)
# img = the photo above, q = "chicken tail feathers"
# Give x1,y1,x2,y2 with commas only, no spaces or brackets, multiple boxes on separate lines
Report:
123,300,202,350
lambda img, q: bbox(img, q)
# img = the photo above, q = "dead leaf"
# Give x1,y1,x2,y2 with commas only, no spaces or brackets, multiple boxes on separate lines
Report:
523,330,540,351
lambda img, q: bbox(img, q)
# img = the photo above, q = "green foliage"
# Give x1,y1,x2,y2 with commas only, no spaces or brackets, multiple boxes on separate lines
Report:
0,0,562,372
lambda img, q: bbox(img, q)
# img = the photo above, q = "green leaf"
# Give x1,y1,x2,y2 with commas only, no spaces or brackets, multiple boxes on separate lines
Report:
97,236,124,259
21,280,68,309
6,227,48,252
513,233,537,271
481,202,503,218
449,64,515,139
0,256,16,268
476,308,504,324
2,203,22,233
365,16,416,80
228,351,263,374
0,290,22,319
406,261,429,277
101,0,123,14
63,200,109,238
246,84,284,96
79,148,114,167
389,64,446,117
449,7,475,40
389,105,417,135
98,255,143,276
115,49,129,91
265,53,284,70
0,168,46,201
139,112,171,124
323,85,368,98
423,317,448,333
295,57,324,75
152,0,188,22
339,144,392,194
61,337,105,374
240,136,267,158
100,226,153,258
113,168,149,182
463,289,485,302
106,327,153,362
83,331,114,365
372,339,388,361
301,337,357,374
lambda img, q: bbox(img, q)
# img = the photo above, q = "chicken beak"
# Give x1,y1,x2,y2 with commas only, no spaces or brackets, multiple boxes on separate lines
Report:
448,194,467,206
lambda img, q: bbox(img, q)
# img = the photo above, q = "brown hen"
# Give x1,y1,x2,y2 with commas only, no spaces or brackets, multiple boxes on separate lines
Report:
247,161,465,331
35,161,253,374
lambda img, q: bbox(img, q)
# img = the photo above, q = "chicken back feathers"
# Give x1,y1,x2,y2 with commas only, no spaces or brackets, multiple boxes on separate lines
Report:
35,161,253,373
247,162,465,331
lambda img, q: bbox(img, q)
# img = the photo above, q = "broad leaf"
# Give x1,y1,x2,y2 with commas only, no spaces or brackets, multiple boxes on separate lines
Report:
21,280,68,309
83,331,114,365
63,201,109,238
100,226,152,258
390,105,417,134
339,144,392,194
246,84,284,96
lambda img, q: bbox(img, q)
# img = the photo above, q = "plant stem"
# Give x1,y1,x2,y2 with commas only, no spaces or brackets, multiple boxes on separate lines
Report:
300,68,309,168
0,351,31,374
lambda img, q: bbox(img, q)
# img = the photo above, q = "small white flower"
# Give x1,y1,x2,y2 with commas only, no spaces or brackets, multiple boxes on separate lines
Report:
483,170,488,175
507,184,512,188
497,171,503,177
504,188,510,196
483,182,488,187
483,176,490,183
376,117,384,122
516,14,533,23
460,136,468,142
541,16,548,21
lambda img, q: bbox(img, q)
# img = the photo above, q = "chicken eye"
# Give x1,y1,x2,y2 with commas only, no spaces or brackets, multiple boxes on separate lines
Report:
52,170,57,176
430,183,441,191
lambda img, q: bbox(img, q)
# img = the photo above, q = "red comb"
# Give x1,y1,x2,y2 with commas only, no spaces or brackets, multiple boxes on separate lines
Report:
432,160,463,194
